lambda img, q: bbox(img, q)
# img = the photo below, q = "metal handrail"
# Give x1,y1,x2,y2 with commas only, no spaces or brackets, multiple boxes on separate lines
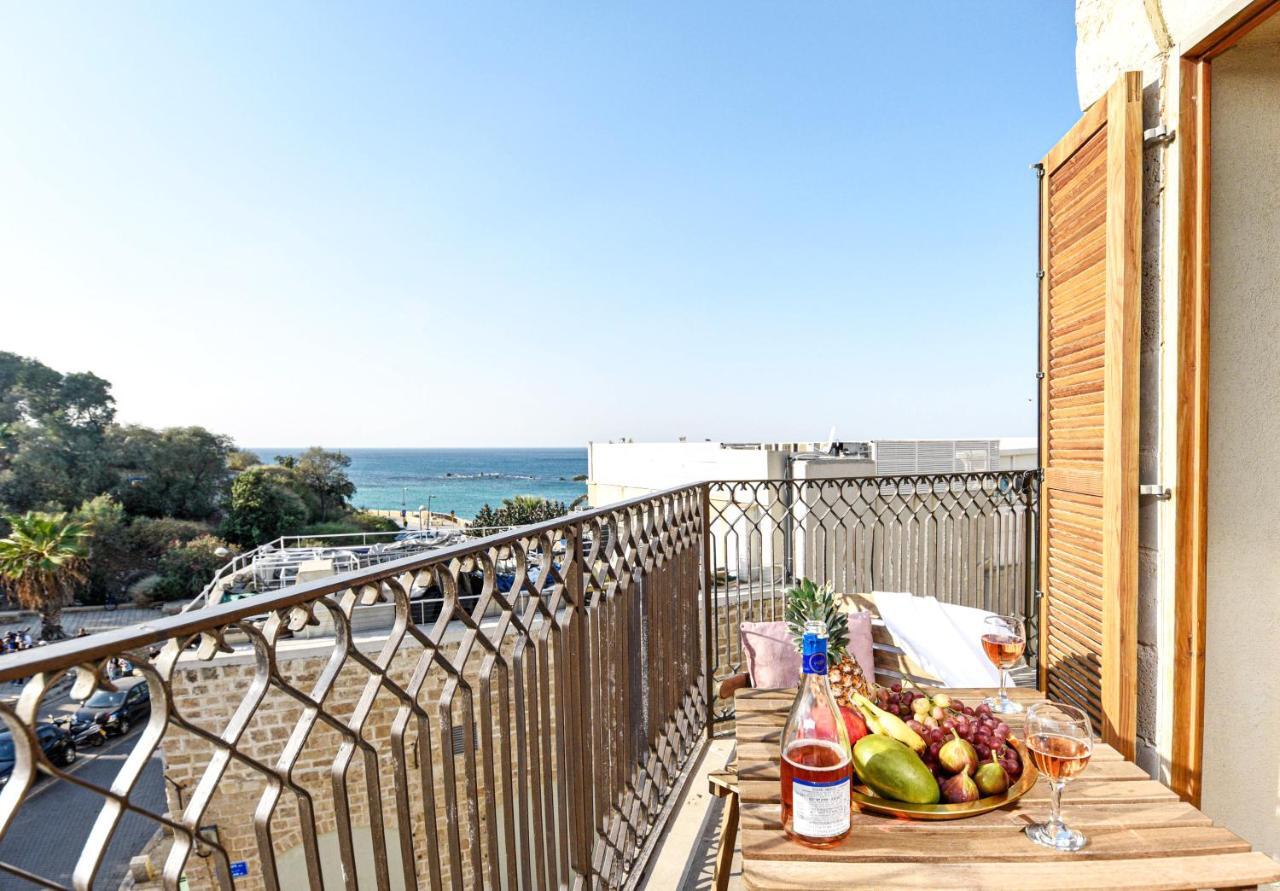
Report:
0,471,1039,890
184,526,525,611
0,482,708,890
0,483,698,680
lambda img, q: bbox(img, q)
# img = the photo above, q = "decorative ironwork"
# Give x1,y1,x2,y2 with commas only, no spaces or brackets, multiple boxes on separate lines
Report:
0,472,1040,888
0,485,705,890
705,471,1039,725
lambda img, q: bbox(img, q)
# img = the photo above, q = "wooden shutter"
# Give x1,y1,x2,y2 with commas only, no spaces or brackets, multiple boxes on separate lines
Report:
1038,72,1142,758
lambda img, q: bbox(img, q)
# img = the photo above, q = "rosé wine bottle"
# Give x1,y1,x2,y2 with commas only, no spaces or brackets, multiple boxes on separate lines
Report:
780,620,852,848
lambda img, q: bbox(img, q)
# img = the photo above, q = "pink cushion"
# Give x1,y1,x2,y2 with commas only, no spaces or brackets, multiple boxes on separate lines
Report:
741,621,801,688
741,611,876,689
846,610,875,683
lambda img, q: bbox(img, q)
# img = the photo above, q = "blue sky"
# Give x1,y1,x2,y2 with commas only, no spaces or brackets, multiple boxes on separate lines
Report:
1,3,1081,448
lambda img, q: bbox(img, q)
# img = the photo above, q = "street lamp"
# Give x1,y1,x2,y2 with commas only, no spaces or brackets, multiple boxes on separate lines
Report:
425,494,435,531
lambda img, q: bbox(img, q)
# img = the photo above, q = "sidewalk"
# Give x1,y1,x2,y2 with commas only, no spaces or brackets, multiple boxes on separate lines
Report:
0,605,168,643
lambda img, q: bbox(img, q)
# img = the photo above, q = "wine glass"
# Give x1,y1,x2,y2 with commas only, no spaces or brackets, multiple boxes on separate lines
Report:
981,614,1026,714
1023,702,1094,851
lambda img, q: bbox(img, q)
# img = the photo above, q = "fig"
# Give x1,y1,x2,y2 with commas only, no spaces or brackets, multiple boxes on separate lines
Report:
975,753,1009,796
940,767,979,804
938,729,978,775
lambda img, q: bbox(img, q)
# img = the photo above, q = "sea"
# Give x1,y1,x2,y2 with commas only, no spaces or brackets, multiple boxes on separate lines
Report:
252,448,588,520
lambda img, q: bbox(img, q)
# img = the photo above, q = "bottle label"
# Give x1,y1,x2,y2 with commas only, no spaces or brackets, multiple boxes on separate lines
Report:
792,775,851,838
801,651,827,675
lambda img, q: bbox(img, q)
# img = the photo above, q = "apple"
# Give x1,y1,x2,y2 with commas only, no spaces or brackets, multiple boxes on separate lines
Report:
840,705,869,744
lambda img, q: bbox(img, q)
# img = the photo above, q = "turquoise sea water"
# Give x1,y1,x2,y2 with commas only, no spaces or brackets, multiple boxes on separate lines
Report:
253,448,588,520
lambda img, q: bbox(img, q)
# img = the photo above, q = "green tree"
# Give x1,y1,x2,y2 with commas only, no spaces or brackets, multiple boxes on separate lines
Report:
220,466,310,547
73,494,129,603
227,448,262,472
467,504,500,534
107,425,234,520
153,534,237,600
288,448,356,522
0,512,91,640
0,353,116,512
468,496,567,534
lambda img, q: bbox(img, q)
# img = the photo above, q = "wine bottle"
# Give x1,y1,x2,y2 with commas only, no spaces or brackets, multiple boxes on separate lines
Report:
780,619,852,847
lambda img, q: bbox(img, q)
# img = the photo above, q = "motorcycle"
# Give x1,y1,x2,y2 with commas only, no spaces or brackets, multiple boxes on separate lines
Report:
52,715,107,748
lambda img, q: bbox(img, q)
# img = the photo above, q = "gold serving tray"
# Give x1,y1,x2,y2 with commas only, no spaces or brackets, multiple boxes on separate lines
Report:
851,738,1039,821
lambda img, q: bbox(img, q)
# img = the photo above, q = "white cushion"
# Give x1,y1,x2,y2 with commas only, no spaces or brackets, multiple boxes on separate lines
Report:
871,591,1002,688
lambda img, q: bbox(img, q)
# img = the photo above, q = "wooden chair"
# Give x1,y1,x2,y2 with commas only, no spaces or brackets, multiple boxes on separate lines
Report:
706,592,1033,890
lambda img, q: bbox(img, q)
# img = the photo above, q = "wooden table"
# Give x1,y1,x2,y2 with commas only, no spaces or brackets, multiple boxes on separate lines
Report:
735,686,1280,890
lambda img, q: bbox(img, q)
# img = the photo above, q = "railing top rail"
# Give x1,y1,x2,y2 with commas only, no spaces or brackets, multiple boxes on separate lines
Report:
0,482,703,681
707,469,1037,485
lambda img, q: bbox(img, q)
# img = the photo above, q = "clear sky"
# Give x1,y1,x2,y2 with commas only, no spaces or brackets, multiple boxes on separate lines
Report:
1,2,1082,448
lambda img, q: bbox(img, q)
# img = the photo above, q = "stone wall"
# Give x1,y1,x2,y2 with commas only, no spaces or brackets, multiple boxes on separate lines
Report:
160,631,554,890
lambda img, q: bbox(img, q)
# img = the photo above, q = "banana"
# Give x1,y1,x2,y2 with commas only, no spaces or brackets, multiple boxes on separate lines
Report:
852,692,926,753
853,699,888,737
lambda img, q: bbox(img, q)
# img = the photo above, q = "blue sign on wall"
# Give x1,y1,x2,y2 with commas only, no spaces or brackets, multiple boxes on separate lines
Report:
230,861,249,878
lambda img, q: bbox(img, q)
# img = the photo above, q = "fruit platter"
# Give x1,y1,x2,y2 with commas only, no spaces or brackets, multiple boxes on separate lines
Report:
839,684,1038,820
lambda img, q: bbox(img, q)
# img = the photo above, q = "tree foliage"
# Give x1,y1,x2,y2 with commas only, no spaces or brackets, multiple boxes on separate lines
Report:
227,448,262,472
73,497,214,602
285,448,355,522
0,352,116,512
467,496,568,534
0,511,91,640
220,466,310,546
153,535,238,600
108,425,235,520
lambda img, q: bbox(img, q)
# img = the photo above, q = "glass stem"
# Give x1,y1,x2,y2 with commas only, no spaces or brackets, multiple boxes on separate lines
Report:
998,667,1007,703
1047,779,1065,831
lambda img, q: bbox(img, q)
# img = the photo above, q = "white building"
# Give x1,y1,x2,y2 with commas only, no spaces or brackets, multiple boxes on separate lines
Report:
586,438,1034,506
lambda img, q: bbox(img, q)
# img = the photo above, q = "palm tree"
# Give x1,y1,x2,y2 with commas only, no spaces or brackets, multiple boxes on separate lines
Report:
0,512,91,641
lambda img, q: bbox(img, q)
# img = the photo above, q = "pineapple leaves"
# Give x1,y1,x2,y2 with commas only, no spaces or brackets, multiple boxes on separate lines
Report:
783,577,849,661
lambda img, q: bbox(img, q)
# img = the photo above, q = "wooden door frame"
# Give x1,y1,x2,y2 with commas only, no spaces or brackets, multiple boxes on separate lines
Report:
1172,0,1280,807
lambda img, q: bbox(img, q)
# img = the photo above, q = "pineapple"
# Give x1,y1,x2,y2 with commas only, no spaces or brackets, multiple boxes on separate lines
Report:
783,578,869,708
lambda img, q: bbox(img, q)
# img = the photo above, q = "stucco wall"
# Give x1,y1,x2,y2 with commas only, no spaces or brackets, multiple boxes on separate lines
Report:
1074,0,1231,108
1201,25,1280,858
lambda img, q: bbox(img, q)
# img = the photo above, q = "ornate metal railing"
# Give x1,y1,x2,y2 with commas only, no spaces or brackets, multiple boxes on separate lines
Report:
0,485,705,890
0,472,1039,889
705,471,1039,726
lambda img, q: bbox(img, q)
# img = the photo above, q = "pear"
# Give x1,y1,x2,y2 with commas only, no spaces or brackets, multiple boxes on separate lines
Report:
975,753,1010,796
940,766,980,804
938,729,978,775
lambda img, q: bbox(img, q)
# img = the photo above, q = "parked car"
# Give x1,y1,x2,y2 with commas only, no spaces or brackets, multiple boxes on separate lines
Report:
0,723,76,785
74,676,151,736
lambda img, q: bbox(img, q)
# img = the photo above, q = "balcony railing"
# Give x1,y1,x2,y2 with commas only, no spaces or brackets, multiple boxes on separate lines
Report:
0,472,1037,889
705,471,1040,726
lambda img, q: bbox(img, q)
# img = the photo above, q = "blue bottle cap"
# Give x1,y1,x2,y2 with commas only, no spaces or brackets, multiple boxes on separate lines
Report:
802,627,828,675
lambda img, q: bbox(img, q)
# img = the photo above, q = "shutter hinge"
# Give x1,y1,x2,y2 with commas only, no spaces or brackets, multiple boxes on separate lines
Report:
1139,484,1172,500
1030,162,1045,178
1144,124,1175,146
1034,588,1045,600
1036,270,1045,280
1036,372,1045,380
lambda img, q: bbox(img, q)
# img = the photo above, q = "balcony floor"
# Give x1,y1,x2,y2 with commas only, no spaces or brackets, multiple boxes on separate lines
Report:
641,734,742,891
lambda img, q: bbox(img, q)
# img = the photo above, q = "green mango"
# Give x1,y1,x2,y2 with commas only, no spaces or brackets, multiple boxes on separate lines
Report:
853,734,940,804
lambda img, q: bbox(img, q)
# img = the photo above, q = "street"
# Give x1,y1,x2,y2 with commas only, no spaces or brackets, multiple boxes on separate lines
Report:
0,686,166,889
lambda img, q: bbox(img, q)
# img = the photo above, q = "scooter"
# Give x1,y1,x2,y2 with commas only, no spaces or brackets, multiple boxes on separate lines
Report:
52,714,107,748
